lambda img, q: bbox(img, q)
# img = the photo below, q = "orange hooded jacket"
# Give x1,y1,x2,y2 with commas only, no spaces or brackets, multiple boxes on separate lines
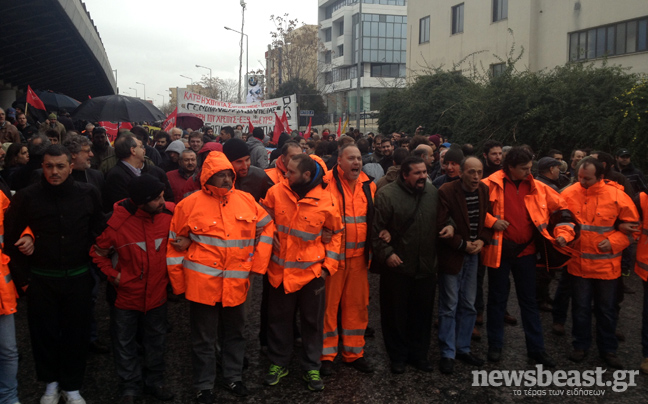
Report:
635,192,648,281
0,192,16,315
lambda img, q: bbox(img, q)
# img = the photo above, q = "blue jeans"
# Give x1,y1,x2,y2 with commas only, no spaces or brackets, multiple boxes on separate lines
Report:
487,254,545,354
0,314,18,404
643,280,648,358
552,268,573,325
571,276,618,354
438,254,478,358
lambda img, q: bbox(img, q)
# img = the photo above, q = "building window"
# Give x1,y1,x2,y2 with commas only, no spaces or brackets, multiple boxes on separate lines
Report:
338,45,344,57
569,17,648,61
419,16,430,44
325,51,332,64
324,28,332,42
324,72,333,85
338,21,345,36
452,3,464,34
490,63,506,77
370,63,406,78
492,0,507,22
353,13,408,64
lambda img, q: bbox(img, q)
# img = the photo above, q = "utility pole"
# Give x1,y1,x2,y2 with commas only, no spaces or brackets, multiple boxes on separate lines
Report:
237,0,247,103
356,0,363,130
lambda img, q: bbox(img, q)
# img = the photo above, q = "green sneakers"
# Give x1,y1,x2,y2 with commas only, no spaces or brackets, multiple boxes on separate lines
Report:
264,364,289,386
303,370,324,392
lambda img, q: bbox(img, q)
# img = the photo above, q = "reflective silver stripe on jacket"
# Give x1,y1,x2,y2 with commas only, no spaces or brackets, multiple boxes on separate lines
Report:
580,252,622,260
271,254,324,269
190,233,254,249
276,225,321,242
581,225,614,234
344,216,367,224
183,259,250,279
166,256,184,265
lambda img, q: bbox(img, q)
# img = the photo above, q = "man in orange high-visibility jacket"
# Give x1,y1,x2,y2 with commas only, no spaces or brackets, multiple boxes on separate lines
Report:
633,190,648,374
260,153,344,392
481,147,575,368
320,144,376,375
562,157,639,370
166,151,274,400
265,142,302,185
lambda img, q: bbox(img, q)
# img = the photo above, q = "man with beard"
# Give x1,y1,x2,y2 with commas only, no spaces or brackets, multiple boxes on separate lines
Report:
90,127,114,170
223,138,274,202
166,149,197,203
261,154,343,392
378,138,394,173
481,140,503,178
615,148,647,194
154,131,171,154
15,112,37,141
265,142,302,185
372,156,454,374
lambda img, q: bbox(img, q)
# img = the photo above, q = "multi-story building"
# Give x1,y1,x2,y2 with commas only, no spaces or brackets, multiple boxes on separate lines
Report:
266,24,319,96
407,0,648,78
318,0,408,116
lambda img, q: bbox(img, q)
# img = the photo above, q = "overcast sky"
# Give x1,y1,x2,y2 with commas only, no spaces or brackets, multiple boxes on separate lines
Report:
83,0,317,107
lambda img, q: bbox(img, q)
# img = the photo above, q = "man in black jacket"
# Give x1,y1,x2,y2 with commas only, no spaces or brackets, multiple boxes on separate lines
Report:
223,138,273,202
615,148,647,194
5,144,105,404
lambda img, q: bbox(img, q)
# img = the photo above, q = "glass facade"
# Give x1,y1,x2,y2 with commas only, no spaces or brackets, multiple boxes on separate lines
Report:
353,13,408,64
569,17,648,61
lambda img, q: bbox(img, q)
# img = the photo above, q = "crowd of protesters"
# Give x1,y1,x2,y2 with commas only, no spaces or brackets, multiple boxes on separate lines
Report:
1,105,648,404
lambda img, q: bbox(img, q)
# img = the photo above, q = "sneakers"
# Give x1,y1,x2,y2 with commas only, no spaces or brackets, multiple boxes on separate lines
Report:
303,370,324,392
264,364,289,386
344,357,374,373
640,358,648,375
222,381,249,397
40,391,60,404
195,389,215,404
60,391,86,404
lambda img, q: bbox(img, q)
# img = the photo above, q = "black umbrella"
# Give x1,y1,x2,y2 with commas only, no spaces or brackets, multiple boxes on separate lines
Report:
13,89,80,112
71,95,166,123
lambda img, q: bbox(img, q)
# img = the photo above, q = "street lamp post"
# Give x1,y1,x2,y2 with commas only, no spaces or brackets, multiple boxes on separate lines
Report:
224,26,248,103
157,93,165,107
136,82,146,101
128,87,138,98
224,1,246,103
180,75,194,90
196,64,213,97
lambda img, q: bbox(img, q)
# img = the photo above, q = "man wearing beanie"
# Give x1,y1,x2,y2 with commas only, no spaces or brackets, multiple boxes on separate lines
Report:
247,128,268,169
39,113,66,140
167,152,274,400
433,146,464,189
91,174,175,403
224,138,274,202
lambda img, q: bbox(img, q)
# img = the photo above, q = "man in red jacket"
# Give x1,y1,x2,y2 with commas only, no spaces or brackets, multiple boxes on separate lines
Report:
91,174,175,404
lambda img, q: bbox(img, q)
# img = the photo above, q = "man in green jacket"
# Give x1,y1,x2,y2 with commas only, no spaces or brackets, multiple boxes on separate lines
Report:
372,156,454,374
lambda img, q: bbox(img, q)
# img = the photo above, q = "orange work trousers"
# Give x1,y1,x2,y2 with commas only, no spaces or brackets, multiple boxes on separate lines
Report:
321,255,369,362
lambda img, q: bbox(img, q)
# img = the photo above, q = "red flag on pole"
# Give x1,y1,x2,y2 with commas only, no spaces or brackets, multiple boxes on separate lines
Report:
336,117,342,138
247,117,254,134
280,110,292,134
26,85,46,111
162,107,177,132
304,117,312,139
272,112,284,144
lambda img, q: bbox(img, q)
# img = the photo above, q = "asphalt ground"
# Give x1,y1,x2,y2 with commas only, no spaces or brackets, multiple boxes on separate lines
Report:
14,269,648,403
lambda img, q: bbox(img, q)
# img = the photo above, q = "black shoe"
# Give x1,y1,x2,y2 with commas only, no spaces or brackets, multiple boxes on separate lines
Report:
89,340,110,354
504,312,518,326
119,395,135,404
408,359,434,372
223,381,249,397
601,352,624,369
391,361,406,374
320,360,334,376
528,351,556,368
345,357,374,373
439,357,454,374
456,352,485,366
568,349,587,363
364,326,375,338
487,347,502,363
144,385,174,401
196,389,215,404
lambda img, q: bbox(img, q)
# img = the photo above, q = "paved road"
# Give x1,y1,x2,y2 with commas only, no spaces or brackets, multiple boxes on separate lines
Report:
15,270,648,403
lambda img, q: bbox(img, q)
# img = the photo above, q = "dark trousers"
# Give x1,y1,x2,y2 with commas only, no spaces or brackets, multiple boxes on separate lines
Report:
190,301,246,389
487,254,545,354
536,267,555,304
267,277,325,371
379,271,435,364
27,272,93,391
475,264,486,313
571,276,619,354
259,274,300,347
552,268,572,325
112,304,167,396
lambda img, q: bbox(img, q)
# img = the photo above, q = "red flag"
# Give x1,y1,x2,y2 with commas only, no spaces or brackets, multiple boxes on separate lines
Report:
336,117,342,138
304,117,312,139
272,112,284,144
247,117,254,133
26,85,46,111
280,110,292,134
162,107,177,132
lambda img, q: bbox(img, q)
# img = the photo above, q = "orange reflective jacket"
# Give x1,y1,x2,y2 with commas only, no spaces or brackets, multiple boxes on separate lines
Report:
481,171,575,268
261,158,344,293
265,157,288,185
325,166,376,263
635,192,648,281
167,152,275,307
0,192,17,315
562,180,639,279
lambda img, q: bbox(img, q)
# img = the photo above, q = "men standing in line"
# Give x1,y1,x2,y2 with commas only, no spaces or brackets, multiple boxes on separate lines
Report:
320,144,376,375
481,147,574,367
167,152,274,401
260,154,343,391
372,156,453,374
5,145,105,404
91,175,175,403
437,157,491,374
561,157,639,369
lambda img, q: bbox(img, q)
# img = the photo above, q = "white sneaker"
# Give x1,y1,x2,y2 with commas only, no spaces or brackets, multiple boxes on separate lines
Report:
40,391,60,404
61,391,86,404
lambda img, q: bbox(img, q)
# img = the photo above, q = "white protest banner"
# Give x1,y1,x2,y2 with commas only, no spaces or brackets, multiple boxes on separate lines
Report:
177,90,298,134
